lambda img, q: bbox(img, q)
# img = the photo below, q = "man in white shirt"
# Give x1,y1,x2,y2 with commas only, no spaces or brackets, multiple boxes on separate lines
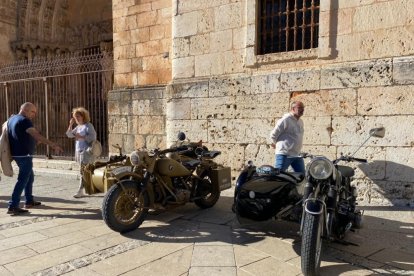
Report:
269,101,305,173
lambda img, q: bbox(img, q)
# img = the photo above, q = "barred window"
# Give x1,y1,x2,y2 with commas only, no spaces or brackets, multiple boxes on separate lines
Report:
257,0,320,55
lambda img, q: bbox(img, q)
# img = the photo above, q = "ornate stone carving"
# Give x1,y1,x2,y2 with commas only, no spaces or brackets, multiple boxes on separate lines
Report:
12,0,113,60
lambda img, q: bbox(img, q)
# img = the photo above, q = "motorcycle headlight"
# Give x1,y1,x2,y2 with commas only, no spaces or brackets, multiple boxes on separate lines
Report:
308,157,334,180
130,150,141,166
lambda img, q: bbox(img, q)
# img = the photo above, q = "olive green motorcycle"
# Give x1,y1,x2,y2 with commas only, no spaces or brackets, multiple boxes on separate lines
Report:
101,133,232,233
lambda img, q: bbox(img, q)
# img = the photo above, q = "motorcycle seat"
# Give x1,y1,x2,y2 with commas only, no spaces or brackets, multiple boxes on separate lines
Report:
183,159,201,168
94,161,109,168
203,151,221,158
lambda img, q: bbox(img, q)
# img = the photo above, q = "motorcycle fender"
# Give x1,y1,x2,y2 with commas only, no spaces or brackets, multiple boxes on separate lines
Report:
303,199,324,215
115,179,155,208
107,172,142,192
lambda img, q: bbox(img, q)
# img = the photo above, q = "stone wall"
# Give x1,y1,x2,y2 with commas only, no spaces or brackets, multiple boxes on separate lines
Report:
165,0,414,206
109,0,414,205
108,85,166,152
166,58,414,206
0,0,17,63
113,0,172,88
0,0,113,61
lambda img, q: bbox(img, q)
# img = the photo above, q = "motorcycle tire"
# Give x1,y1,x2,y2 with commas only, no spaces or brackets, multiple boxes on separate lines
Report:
194,174,221,209
301,212,323,276
102,180,149,233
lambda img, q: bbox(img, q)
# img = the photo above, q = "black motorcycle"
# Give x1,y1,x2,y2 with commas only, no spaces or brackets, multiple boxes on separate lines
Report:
300,127,385,276
233,127,385,276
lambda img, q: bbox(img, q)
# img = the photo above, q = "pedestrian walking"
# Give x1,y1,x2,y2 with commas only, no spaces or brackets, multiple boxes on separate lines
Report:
66,107,97,198
7,102,63,215
269,101,305,173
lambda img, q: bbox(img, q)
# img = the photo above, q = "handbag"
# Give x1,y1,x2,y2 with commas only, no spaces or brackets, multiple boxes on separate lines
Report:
87,140,102,157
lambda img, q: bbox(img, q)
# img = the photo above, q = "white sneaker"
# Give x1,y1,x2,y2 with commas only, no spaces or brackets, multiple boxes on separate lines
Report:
73,190,86,198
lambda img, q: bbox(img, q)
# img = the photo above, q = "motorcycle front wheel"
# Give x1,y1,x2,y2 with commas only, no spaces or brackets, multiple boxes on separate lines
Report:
102,180,149,233
301,212,324,276
194,174,221,209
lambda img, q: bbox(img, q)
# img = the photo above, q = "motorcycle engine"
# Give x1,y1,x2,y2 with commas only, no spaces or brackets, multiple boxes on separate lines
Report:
176,189,191,202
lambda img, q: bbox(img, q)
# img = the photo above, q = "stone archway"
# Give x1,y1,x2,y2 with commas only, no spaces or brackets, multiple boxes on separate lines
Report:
12,0,113,60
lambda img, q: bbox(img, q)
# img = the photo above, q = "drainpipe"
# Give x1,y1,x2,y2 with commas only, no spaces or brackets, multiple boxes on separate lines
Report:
43,77,51,159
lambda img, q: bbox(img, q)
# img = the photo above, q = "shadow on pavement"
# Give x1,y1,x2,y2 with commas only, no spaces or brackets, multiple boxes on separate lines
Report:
120,195,414,274
0,195,103,220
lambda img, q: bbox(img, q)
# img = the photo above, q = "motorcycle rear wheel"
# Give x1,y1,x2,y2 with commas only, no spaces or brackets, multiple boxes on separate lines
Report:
194,175,221,209
301,212,323,276
102,180,149,233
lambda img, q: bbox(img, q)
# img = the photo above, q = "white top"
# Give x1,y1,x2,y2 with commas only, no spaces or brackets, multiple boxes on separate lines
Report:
66,122,96,153
269,113,304,156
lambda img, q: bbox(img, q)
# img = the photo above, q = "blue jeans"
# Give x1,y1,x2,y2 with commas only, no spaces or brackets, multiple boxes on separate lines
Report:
8,157,34,208
275,154,305,173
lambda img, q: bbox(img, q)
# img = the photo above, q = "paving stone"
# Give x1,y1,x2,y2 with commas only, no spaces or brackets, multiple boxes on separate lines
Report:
87,242,189,275
191,245,235,267
240,256,301,276
0,246,37,266
1,170,413,275
4,244,93,275
0,232,48,251
194,223,233,246
0,266,12,276
368,248,414,271
250,236,300,262
189,267,236,276
63,266,103,275
27,231,95,253
37,219,104,238
233,244,270,267
77,232,131,252
122,246,193,276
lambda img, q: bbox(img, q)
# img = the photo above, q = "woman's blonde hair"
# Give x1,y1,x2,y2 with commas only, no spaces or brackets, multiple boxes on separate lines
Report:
72,107,91,123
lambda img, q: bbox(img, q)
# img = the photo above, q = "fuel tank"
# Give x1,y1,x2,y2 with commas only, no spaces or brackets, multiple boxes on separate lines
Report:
156,158,191,177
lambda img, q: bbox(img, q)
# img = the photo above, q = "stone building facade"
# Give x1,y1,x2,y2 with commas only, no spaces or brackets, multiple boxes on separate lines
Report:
111,0,414,206
0,0,113,62
0,1,412,205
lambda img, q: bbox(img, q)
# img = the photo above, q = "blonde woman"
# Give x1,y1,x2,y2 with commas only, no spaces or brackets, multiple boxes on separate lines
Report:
66,107,97,198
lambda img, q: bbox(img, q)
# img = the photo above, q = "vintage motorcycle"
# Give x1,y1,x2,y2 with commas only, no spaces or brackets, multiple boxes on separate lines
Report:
300,127,385,276
233,127,385,276
102,133,232,233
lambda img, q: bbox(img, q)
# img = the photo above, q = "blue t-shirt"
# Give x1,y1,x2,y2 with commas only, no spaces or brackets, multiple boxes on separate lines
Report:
8,114,36,156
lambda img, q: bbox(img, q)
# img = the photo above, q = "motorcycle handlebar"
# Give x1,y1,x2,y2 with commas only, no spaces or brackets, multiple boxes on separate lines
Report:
335,156,368,163
351,157,368,163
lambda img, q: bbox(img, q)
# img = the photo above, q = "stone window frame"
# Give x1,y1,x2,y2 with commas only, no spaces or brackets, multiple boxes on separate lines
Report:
245,0,332,67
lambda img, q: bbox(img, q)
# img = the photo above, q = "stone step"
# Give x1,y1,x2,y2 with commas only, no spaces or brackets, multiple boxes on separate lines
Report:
32,158,79,179
9,158,80,180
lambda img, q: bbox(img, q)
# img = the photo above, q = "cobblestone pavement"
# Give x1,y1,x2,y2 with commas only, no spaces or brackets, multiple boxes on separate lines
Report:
0,172,413,276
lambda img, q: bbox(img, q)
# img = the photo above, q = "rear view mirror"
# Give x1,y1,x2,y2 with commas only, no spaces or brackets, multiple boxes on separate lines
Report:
369,127,385,138
177,132,186,141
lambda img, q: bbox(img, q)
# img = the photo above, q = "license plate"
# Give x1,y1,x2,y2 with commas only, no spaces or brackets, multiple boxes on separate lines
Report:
111,166,132,175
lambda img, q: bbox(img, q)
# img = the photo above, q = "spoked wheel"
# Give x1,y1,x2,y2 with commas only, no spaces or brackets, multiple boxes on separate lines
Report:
194,175,221,209
301,212,324,276
102,180,149,233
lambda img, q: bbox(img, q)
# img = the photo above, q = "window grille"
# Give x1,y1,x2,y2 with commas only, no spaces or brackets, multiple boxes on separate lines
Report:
257,0,320,55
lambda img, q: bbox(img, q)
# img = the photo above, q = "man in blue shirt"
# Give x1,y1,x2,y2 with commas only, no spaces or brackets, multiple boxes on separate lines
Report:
7,102,63,215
